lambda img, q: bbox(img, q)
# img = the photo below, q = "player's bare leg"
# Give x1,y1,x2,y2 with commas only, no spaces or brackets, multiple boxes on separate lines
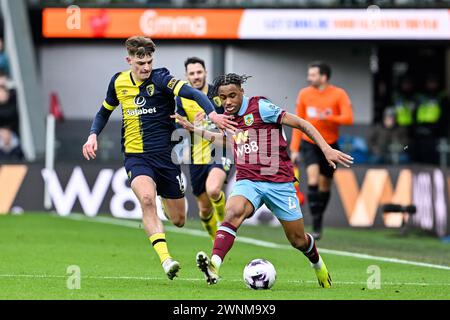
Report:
161,197,186,228
197,196,253,285
280,218,332,288
206,168,227,223
196,192,217,241
318,175,332,192
306,164,320,185
131,176,163,235
131,176,180,280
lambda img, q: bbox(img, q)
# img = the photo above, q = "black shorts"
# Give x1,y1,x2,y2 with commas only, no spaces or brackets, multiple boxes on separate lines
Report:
124,152,185,199
190,158,232,197
301,140,340,179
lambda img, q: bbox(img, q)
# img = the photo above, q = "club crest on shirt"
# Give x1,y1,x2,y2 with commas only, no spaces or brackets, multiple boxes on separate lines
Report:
213,96,222,107
146,84,155,96
244,113,254,126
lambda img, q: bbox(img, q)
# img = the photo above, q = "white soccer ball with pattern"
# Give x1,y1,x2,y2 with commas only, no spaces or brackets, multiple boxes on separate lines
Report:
243,259,277,290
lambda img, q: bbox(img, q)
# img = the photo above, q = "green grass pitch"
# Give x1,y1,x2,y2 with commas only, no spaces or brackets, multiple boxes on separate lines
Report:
0,213,449,300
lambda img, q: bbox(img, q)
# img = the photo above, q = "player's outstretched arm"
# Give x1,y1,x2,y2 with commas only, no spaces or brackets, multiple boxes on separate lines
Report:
171,113,229,148
177,85,237,131
281,112,353,169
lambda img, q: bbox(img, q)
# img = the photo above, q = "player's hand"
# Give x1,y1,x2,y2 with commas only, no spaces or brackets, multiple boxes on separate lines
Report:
171,113,195,132
82,133,98,160
194,112,205,127
290,151,300,164
209,111,237,131
323,147,354,169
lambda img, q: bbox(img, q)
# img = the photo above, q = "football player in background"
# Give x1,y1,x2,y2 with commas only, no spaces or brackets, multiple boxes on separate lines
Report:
176,57,232,241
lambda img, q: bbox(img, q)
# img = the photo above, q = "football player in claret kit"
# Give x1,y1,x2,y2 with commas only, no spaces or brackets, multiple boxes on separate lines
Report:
82,36,236,280
173,73,353,288
176,57,232,241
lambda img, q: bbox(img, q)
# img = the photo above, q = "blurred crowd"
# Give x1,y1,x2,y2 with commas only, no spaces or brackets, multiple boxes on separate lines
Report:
353,73,449,166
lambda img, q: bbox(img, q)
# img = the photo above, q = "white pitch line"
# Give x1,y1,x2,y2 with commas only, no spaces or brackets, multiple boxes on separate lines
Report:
0,274,449,287
64,214,450,271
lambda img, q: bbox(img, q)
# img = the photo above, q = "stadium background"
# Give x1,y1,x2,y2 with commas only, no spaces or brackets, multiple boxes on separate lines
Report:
0,0,449,301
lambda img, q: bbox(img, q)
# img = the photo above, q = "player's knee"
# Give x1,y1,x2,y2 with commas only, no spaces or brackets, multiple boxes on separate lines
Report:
140,194,155,209
171,215,185,228
206,185,222,200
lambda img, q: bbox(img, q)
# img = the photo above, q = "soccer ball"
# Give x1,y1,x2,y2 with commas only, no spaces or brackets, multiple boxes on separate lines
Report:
243,259,277,290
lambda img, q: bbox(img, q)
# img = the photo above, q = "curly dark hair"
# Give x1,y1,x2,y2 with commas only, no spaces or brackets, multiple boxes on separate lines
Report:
212,73,251,95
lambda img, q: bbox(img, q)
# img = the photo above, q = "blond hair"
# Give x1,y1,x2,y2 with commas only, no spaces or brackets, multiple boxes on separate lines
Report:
125,36,156,58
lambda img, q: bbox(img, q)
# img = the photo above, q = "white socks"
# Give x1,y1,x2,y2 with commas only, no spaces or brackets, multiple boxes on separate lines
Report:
311,255,323,270
211,255,222,269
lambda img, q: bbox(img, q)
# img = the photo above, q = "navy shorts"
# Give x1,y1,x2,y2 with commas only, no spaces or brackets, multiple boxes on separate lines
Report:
301,140,340,179
124,153,185,199
190,158,232,197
